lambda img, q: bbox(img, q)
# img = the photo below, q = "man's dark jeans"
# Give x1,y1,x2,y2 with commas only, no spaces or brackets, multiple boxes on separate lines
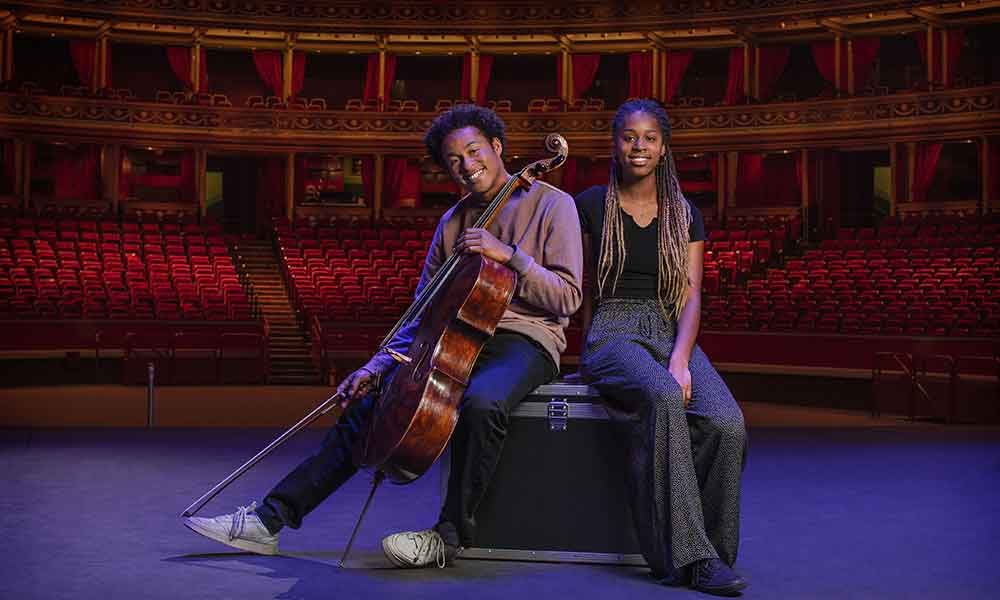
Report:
256,331,557,547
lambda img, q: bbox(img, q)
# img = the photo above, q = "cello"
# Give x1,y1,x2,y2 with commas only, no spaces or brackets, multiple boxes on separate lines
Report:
182,133,568,562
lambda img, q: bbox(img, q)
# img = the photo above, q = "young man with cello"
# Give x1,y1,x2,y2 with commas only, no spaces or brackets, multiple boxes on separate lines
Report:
183,105,584,568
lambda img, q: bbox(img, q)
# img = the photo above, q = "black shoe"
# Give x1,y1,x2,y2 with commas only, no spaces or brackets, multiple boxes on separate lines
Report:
651,566,691,587
689,558,747,597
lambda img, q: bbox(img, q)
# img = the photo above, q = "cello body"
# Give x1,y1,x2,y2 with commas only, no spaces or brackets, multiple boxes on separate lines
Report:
359,252,516,484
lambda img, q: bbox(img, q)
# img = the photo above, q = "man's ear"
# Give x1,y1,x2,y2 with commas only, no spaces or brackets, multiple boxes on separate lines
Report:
491,137,503,158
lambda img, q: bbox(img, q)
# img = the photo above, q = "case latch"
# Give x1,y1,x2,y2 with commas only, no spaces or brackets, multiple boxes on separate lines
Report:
547,398,569,431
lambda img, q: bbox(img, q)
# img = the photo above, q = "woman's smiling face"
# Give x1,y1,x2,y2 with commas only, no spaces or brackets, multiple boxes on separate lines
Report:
614,110,667,183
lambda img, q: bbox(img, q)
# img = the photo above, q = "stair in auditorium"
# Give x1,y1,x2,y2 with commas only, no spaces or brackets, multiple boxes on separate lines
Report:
233,239,321,385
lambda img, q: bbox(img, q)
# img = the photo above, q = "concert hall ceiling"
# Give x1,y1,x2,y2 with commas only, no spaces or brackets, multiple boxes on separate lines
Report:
2,1,1000,44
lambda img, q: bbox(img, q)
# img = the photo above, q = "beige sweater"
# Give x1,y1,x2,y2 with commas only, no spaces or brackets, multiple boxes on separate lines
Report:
365,178,584,374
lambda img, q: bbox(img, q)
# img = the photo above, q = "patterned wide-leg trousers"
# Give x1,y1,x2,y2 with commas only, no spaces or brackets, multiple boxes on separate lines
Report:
581,298,746,578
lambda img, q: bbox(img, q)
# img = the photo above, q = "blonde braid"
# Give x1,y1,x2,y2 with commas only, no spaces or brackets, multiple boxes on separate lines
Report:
657,149,692,321
596,159,626,299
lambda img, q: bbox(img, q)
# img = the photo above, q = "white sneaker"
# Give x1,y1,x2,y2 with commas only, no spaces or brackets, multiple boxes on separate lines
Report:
381,529,449,568
183,501,279,555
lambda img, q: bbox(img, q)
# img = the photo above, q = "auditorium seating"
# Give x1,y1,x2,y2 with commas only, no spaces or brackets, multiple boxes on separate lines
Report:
0,215,254,322
701,215,800,293
527,97,566,113
262,211,994,342
274,216,434,326
700,214,1000,338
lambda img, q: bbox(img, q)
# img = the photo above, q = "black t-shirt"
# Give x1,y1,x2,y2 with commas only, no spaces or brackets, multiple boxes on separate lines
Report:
575,185,705,300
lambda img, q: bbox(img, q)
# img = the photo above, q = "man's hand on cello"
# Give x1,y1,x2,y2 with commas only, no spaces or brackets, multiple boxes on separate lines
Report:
455,228,514,264
336,366,378,408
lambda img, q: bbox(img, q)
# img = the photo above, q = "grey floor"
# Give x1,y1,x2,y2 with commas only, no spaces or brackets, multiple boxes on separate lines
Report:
2,424,999,600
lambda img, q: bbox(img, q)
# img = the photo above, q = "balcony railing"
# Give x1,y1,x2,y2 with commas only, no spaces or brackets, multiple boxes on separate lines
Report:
2,85,998,155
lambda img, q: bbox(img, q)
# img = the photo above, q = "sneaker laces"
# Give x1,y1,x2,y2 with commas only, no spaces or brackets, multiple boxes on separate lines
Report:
228,501,257,542
410,531,447,569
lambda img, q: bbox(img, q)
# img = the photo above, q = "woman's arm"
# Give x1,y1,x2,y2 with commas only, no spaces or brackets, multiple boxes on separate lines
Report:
579,233,595,339
668,240,705,406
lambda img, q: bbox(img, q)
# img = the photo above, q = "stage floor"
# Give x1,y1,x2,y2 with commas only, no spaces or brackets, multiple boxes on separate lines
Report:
2,421,998,599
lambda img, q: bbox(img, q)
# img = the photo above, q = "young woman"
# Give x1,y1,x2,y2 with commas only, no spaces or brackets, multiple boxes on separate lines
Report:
576,99,748,597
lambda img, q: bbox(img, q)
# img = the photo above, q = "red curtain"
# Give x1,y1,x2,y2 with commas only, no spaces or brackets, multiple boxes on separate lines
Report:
119,151,132,199
291,52,306,97
811,41,837,89
384,56,398,107
179,152,195,203
400,163,421,208
125,151,194,202
80,146,98,202
676,156,718,194
914,29,965,87
53,146,99,201
69,40,96,88
892,145,906,209
198,47,208,90
559,157,612,196
794,152,803,189
991,142,1000,207
166,47,192,89
579,158,610,194
1,140,14,189
812,150,842,230
363,55,397,109
628,52,653,99
253,50,283,96
461,54,472,101
461,54,495,104
663,50,694,104
944,30,966,87
811,38,880,93
913,142,943,203
560,158,578,196
257,158,286,218
757,45,791,102
364,55,379,102
477,55,494,105
768,154,800,207
384,158,423,208
360,157,375,205
293,157,307,206
851,38,880,90
736,153,763,205
724,47,745,105
572,54,601,98
384,157,407,208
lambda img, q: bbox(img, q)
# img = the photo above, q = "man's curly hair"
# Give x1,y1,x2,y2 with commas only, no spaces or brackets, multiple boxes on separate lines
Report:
423,104,508,168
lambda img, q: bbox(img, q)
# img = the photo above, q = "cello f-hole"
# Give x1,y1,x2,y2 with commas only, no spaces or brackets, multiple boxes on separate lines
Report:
409,342,431,382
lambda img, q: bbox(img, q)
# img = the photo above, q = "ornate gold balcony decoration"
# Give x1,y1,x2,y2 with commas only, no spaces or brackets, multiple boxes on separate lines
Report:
2,0,976,34
3,86,998,154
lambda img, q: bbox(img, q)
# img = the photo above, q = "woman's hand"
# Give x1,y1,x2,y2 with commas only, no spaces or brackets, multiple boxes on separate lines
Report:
668,355,692,408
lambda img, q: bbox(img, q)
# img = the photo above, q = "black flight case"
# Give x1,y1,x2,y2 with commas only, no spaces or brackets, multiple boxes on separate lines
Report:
459,381,645,566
